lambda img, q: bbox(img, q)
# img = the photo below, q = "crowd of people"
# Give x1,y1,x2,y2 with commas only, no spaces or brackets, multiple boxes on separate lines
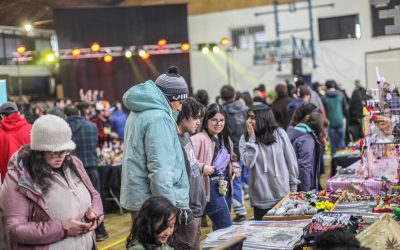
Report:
0,92,129,246
0,65,370,249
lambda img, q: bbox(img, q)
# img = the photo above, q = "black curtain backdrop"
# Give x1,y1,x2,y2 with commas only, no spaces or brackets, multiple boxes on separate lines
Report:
53,4,190,101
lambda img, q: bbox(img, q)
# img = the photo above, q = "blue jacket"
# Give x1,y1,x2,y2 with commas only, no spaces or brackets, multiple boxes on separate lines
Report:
287,99,304,119
109,109,127,140
287,124,321,191
120,80,189,211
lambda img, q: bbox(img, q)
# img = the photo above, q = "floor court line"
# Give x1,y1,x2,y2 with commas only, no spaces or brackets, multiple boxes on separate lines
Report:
99,237,126,250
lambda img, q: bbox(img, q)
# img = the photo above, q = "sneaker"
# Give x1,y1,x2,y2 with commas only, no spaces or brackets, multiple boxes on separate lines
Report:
233,215,246,223
96,233,109,242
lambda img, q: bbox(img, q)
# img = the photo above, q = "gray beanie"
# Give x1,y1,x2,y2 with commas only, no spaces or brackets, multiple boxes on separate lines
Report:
155,66,188,101
31,114,76,152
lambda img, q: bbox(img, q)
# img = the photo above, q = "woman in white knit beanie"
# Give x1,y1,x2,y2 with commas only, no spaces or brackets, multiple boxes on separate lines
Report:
1,114,104,250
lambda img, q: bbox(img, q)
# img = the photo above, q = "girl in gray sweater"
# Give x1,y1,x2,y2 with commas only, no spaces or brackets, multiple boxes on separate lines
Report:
239,105,299,220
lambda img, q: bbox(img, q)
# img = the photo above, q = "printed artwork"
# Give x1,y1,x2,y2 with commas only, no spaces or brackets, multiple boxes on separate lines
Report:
371,0,400,36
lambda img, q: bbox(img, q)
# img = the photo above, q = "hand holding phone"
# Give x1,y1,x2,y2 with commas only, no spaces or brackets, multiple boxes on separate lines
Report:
84,213,103,223
82,207,103,223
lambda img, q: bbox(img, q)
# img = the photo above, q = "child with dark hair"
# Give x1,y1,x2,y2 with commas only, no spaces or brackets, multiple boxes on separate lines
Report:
239,105,299,220
287,103,324,191
127,196,178,250
315,228,369,250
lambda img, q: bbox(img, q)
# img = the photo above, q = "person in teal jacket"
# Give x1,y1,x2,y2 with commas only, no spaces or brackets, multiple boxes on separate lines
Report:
120,66,190,222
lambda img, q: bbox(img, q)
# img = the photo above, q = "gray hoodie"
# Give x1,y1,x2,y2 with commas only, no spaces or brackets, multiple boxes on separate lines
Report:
178,133,206,217
239,128,299,209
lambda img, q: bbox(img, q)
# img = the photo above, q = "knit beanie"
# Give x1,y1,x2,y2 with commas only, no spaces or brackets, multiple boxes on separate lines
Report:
31,114,76,152
155,66,189,101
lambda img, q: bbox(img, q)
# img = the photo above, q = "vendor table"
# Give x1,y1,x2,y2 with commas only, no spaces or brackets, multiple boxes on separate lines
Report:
327,177,386,196
327,160,389,195
330,150,361,177
98,164,123,214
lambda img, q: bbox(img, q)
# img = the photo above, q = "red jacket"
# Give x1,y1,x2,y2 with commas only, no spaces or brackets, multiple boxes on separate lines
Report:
0,113,31,182
90,115,111,149
1,149,103,250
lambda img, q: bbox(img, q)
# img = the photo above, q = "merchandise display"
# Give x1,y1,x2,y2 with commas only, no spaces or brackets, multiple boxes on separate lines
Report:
202,220,310,250
372,194,400,213
263,191,343,220
201,78,400,249
302,212,360,246
97,141,124,166
328,81,400,195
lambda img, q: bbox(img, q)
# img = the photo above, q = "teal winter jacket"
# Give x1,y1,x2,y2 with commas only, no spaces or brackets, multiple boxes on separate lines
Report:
322,89,346,128
120,80,189,211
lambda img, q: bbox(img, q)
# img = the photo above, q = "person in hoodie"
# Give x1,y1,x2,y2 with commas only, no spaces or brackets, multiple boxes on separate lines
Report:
239,105,299,220
65,104,109,241
322,80,347,155
0,102,32,182
120,66,191,226
287,86,311,119
287,103,324,191
109,101,128,141
271,83,293,130
220,85,247,222
175,98,206,250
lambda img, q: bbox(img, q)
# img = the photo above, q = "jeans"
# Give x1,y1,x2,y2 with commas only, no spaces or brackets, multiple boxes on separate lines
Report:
85,167,100,192
85,167,107,236
328,126,345,155
240,161,249,186
205,178,232,230
232,168,247,216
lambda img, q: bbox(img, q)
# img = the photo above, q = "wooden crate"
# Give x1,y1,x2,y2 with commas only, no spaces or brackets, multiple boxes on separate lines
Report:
263,192,345,221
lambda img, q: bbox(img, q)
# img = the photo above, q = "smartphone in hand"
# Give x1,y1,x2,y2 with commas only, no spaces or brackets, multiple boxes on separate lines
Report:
81,213,103,223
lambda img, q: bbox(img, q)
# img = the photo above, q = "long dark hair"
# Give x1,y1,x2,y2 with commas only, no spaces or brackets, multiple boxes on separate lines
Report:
290,103,319,126
201,103,231,149
290,103,324,144
245,105,278,145
20,145,78,194
127,196,178,250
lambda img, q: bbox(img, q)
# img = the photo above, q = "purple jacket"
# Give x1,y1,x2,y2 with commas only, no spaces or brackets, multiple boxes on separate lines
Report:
287,127,321,191
1,148,104,250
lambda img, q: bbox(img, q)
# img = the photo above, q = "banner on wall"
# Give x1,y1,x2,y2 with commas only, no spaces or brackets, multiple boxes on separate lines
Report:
0,80,7,105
